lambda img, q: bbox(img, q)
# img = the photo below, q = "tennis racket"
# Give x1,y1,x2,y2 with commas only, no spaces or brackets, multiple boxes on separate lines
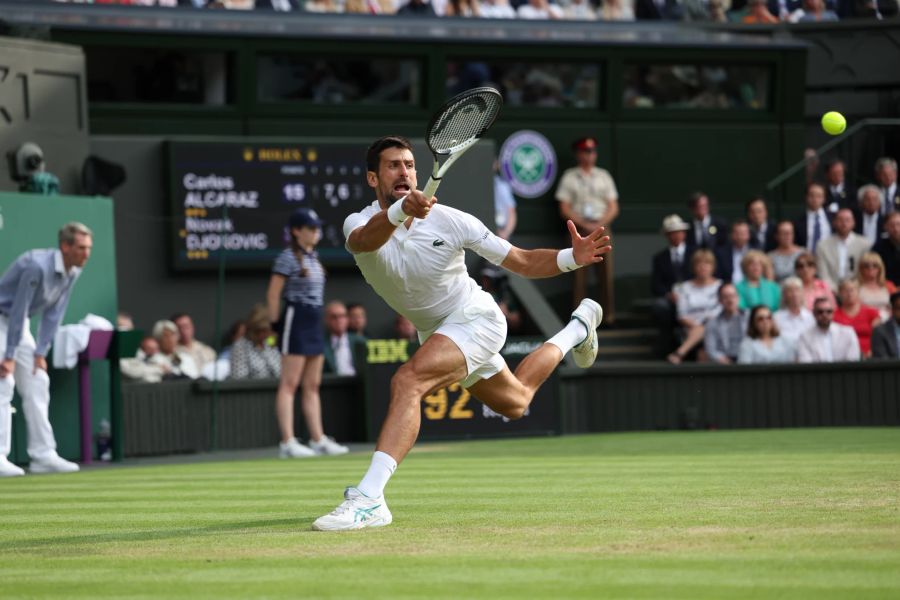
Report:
421,87,504,201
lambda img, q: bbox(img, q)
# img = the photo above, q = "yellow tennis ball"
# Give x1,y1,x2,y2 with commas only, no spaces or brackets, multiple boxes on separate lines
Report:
821,111,846,135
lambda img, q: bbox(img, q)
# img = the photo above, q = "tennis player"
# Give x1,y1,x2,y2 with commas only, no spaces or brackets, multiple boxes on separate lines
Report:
312,136,610,530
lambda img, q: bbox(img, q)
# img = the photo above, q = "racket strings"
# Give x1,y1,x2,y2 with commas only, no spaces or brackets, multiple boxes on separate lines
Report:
428,92,502,154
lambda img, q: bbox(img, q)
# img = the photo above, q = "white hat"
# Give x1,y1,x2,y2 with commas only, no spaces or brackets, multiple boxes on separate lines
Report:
661,214,690,234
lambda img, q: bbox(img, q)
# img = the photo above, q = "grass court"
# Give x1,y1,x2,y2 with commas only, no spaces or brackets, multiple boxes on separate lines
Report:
1,428,898,599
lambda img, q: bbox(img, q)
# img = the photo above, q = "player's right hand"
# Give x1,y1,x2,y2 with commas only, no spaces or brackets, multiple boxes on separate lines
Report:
402,190,437,219
0,358,14,378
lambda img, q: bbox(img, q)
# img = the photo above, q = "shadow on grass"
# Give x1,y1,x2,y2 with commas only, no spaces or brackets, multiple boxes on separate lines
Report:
6,516,320,551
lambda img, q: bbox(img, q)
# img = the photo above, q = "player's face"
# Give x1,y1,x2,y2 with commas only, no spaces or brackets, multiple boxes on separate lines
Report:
369,147,417,204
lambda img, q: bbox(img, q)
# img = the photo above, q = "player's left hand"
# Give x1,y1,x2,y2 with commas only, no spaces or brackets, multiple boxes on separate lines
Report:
33,355,48,374
568,220,611,266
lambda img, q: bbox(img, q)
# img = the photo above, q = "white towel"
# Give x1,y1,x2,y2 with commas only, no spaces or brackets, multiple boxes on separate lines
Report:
52,324,92,369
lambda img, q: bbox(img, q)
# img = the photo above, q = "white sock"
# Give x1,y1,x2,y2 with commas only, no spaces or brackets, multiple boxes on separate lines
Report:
546,319,589,355
357,451,397,498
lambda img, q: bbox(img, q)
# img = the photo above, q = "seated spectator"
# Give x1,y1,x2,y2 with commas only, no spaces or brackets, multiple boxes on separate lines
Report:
230,306,280,380
518,0,564,18
794,251,837,311
344,0,396,13
667,249,722,364
854,185,885,248
445,0,482,14
171,312,217,374
736,250,781,312
714,220,751,284
151,320,199,379
816,209,872,292
120,336,168,383
323,301,364,376
738,305,795,364
873,212,900,286
857,252,897,321
793,0,839,19
634,0,681,19
874,157,899,215
395,314,419,342
116,311,135,331
741,0,779,21
219,320,246,364
797,297,860,362
703,282,746,365
871,291,900,359
834,278,881,358
598,0,636,19
304,0,341,11
480,264,522,334
651,214,693,357
561,0,598,18
479,0,517,16
773,276,815,344
398,0,438,15
768,220,804,282
347,303,370,339
747,197,776,252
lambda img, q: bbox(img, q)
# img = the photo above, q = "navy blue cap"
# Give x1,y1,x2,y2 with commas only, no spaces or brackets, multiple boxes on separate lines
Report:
289,208,322,229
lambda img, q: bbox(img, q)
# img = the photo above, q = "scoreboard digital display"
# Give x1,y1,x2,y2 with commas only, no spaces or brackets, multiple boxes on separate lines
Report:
167,140,371,271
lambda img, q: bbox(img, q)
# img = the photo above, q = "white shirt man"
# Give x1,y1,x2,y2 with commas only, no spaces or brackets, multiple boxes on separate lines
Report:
797,300,860,363
329,333,356,376
815,209,871,291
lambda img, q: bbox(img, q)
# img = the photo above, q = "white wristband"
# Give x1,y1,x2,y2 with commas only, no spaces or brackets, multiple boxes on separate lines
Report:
557,248,581,272
386,197,409,226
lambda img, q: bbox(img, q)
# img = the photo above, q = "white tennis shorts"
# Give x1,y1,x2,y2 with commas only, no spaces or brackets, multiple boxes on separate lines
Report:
419,290,508,388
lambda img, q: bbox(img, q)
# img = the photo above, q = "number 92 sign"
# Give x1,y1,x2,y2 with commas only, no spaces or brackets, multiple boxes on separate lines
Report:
363,339,560,441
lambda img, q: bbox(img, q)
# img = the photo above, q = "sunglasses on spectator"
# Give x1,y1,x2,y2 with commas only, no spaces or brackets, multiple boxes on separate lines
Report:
796,262,814,268
860,263,878,269
814,308,834,315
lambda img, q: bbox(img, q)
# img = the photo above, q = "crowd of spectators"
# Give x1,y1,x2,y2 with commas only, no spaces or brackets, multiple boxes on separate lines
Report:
50,0,900,21
652,155,900,364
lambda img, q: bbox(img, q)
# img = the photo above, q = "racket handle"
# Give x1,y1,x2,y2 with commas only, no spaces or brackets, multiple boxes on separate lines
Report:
423,177,441,201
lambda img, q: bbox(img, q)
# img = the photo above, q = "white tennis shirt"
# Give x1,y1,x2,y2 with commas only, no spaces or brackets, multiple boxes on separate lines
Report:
343,201,513,334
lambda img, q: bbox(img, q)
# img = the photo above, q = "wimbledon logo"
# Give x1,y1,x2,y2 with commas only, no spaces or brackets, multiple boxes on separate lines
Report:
498,130,557,199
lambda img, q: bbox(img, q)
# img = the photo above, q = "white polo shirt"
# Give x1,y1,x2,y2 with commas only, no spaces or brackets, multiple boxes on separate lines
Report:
343,201,513,334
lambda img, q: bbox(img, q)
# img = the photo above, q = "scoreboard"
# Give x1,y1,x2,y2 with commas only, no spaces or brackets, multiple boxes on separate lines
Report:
167,140,370,271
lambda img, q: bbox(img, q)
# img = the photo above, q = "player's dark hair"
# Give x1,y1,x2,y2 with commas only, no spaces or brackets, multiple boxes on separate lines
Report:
366,136,413,173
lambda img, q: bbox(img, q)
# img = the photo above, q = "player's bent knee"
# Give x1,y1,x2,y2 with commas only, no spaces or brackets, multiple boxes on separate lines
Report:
499,405,526,421
390,368,427,401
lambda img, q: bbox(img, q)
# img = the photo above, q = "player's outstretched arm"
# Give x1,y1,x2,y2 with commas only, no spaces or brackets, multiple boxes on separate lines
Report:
500,220,611,279
346,192,436,254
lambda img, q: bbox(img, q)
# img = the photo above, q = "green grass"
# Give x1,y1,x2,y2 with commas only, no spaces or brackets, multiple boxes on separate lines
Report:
1,428,899,599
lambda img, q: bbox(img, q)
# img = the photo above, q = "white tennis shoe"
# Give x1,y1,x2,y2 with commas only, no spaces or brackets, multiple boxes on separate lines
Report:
309,436,349,456
312,487,392,531
0,456,25,477
29,454,79,474
570,298,603,368
279,438,316,459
